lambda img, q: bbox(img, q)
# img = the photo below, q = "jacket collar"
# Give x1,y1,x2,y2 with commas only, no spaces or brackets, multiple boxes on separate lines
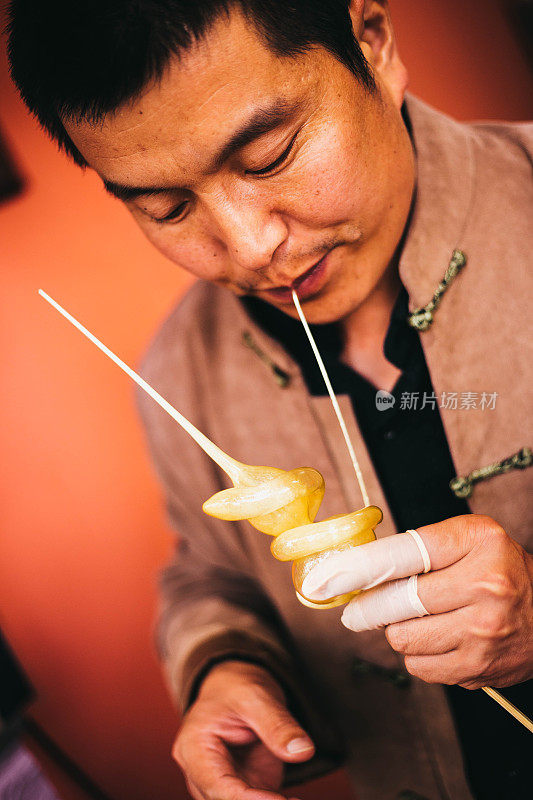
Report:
399,94,475,311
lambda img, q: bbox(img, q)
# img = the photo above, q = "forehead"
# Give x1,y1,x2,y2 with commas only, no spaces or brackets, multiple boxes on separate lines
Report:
63,11,323,185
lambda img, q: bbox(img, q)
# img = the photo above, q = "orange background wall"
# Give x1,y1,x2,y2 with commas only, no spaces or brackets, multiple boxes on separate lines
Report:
1,2,532,799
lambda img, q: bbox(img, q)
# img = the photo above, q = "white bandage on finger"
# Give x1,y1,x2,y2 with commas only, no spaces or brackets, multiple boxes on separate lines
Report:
406,529,431,573
341,575,430,632
302,530,432,602
406,574,430,615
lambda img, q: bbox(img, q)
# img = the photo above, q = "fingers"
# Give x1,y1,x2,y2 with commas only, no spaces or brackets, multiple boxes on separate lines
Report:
302,530,428,600
402,651,490,688
385,609,465,655
302,515,487,603
340,560,477,633
414,515,495,570
384,613,493,686
341,576,429,632
243,693,315,762
179,738,255,799
415,562,479,614
175,679,314,800
177,735,288,800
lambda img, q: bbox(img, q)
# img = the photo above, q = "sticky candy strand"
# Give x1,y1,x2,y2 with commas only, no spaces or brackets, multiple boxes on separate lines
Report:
39,289,380,607
38,291,378,606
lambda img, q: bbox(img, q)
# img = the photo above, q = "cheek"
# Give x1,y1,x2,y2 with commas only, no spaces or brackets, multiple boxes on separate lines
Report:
136,218,229,282
283,134,388,235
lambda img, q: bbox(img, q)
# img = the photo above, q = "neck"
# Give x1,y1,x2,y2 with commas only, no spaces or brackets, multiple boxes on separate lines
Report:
339,262,403,392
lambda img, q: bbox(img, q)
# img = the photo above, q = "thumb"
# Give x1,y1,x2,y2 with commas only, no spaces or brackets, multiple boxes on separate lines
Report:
246,696,315,763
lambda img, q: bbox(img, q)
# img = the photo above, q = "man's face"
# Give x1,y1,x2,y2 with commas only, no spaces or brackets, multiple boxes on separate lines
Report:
64,10,414,323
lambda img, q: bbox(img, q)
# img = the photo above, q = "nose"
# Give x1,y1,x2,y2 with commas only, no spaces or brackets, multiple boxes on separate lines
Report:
209,194,288,272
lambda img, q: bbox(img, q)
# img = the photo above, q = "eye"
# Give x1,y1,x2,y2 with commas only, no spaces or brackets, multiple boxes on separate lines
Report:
152,201,189,224
245,132,298,177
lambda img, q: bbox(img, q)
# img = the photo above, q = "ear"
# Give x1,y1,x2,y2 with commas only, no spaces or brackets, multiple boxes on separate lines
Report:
348,1,408,108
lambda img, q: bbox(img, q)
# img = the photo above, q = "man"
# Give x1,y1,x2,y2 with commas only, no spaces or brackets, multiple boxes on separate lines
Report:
7,2,533,799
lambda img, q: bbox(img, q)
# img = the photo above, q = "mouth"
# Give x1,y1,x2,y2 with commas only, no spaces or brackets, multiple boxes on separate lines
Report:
258,252,331,304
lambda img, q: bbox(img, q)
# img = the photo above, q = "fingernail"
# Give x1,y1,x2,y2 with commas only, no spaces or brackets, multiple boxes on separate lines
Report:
287,737,313,753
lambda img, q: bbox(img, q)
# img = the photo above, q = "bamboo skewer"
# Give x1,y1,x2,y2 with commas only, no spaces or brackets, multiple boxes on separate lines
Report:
482,687,533,733
292,290,370,508
38,290,244,484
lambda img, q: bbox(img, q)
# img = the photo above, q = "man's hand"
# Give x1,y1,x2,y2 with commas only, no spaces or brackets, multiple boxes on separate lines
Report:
173,660,315,800
303,515,533,689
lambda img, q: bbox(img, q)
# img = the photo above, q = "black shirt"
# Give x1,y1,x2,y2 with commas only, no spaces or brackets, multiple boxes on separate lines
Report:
242,289,532,800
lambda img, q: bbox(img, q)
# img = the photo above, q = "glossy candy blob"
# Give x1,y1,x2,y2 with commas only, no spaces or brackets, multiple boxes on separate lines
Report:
203,465,382,609
36,292,383,610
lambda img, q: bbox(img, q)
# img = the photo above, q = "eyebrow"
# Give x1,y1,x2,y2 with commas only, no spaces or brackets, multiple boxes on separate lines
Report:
102,97,307,202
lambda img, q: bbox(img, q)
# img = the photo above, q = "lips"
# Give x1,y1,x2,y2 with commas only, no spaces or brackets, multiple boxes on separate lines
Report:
260,253,330,304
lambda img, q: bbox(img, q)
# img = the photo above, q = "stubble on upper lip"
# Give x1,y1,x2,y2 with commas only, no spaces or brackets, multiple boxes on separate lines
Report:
250,251,330,293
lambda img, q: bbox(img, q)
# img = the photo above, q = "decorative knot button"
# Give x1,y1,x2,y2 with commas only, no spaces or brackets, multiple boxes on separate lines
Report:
407,249,467,332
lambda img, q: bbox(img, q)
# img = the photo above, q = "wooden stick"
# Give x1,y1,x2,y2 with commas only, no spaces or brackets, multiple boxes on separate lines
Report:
292,290,370,508
38,290,244,483
482,687,533,733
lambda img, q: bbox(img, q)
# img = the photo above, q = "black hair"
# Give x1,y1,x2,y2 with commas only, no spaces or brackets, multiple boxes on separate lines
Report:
6,1,375,167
